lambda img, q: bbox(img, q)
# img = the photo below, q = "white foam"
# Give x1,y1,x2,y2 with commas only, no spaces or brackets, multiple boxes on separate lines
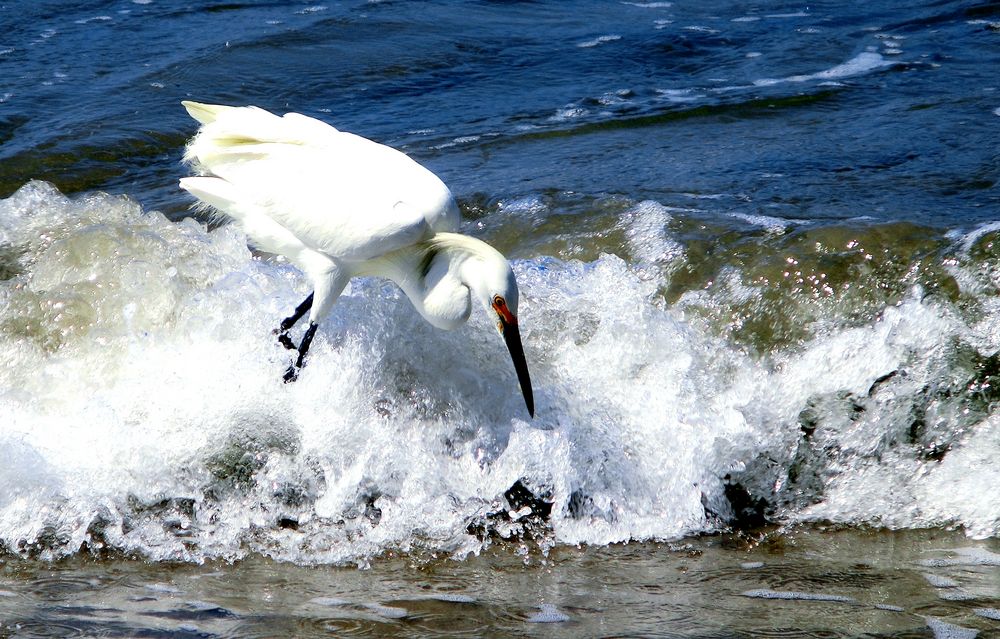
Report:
4,182,1000,563
363,603,407,618
497,195,547,217
937,589,975,602
742,589,856,603
577,35,621,48
310,597,349,606
683,26,719,34
973,608,1000,620
549,106,588,122
597,90,632,106
753,52,896,88
426,593,475,603
926,617,979,639
919,548,1000,567
812,52,894,80
923,573,959,588
727,212,793,234
431,134,483,150
621,200,684,265
74,16,113,24
950,221,1000,256
527,603,570,622
144,583,182,594
656,88,701,103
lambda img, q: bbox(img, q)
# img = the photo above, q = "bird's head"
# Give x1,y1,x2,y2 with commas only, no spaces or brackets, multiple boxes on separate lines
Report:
464,247,534,418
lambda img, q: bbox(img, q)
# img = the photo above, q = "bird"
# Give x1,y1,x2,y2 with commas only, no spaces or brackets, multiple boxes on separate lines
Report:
179,101,534,417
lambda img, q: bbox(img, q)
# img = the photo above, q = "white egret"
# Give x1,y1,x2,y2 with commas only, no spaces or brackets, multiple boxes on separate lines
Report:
179,102,534,417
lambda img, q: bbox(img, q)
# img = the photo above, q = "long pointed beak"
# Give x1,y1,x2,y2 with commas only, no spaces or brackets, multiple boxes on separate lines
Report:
501,319,534,418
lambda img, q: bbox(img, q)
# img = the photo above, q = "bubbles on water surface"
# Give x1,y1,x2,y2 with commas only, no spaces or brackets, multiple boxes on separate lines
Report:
527,603,570,623
742,589,857,603
926,616,980,639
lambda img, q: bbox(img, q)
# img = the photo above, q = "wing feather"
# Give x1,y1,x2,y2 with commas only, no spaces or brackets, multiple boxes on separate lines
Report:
181,102,459,261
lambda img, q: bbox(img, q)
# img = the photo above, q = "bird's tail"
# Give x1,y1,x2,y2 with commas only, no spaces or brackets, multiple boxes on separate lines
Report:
181,100,231,125
181,101,340,170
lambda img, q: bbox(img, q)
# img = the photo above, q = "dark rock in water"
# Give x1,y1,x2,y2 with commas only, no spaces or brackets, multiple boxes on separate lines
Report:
567,490,593,519
867,369,899,397
121,495,197,541
467,479,554,541
722,476,770,531
363,494,383,526
278,517,299,530
504,479,553,521
338,484,384,526
204,416,301,488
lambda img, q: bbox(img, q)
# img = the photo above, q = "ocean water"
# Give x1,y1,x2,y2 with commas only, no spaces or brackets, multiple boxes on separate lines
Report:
3,0,1000,634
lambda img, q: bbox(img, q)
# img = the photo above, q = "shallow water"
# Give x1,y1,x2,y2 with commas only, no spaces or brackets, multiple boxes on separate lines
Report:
1,528,998,637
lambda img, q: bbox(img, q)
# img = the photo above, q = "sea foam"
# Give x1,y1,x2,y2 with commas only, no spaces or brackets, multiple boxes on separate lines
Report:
3,182,1000,563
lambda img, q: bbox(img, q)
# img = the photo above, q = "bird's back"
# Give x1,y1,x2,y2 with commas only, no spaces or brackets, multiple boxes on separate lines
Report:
181,102,460,262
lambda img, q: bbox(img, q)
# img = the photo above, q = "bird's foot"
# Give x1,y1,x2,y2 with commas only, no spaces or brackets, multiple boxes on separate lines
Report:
282,322,318,383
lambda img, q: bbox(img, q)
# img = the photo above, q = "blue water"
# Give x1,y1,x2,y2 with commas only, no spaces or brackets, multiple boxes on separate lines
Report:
3,0,1000,569
3,1,998,223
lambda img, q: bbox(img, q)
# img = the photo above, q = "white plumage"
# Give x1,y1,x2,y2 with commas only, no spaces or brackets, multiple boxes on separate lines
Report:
179,102,533,416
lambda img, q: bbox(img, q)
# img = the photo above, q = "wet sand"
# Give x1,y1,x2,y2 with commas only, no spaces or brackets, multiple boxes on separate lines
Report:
1,526,997,637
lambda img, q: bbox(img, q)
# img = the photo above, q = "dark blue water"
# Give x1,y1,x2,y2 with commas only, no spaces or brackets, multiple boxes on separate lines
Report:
3,0,998,224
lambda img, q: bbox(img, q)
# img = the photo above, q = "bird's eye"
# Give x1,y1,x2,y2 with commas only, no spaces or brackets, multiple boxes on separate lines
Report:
493,294,516,326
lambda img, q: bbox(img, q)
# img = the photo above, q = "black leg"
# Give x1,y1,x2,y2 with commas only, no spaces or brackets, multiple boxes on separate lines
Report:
283,322,319,383
275,293,314,350
282,293,314,331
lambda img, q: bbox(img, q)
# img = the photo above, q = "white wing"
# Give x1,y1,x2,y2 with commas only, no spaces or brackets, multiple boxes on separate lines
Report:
181,102,460,262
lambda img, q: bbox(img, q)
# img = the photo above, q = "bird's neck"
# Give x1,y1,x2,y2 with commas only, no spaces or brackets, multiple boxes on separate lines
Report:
359,232,495,329
362,232,494,282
